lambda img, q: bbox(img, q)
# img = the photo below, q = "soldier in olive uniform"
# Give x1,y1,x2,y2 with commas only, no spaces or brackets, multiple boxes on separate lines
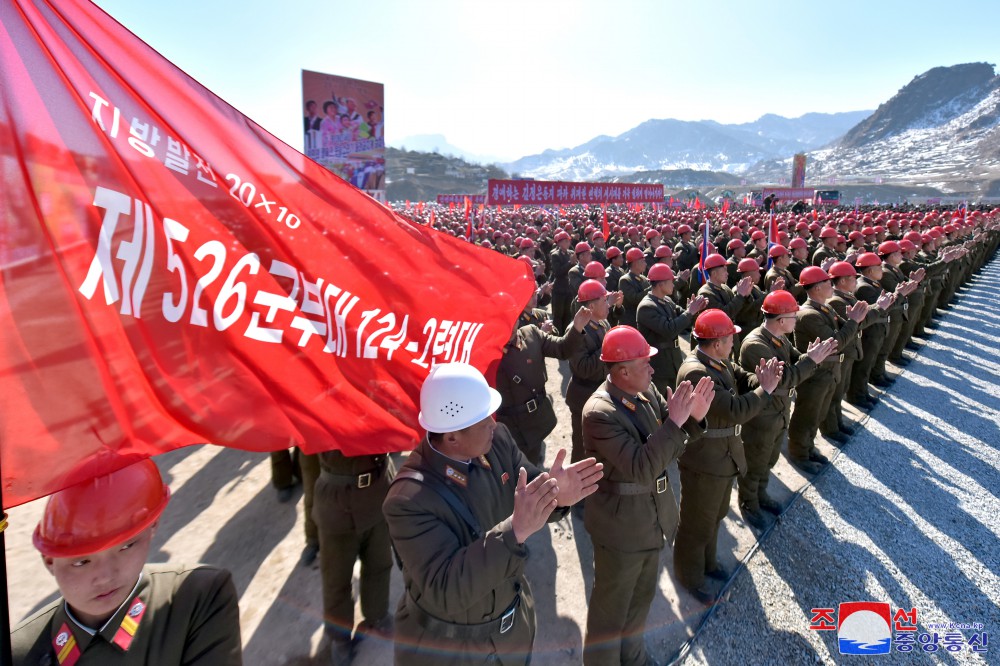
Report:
313,450,396,662
673,225,699,274
763,245,796,299
674,310,783,603
618,248,650,327
636,264,708,395
879,241,926,366
738,291,836,529
496,307,594,465
549,231,575,335
567,280,614,464
875,242,915,373
732,258,766,348
567,242,593,301
605,247,626,291
13,460,242,666
383,363,602,666
810,228,840,266
582,328,713,665
847,253,895,405
787,267,868,474
270,448,320,563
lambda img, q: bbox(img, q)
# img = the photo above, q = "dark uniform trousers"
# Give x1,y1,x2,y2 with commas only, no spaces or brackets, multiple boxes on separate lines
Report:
12,565,242,666
567,321,609,463
580,380,698,666
549,248,574,335
848,278,889,400
890,267,925,359
313,451,394,644
383,427,566,666
674,350,768,590
788,301,858,461
826,290,868,432
496,324,576,465
737,326,817,509
635,293,693,395
270,448,319,546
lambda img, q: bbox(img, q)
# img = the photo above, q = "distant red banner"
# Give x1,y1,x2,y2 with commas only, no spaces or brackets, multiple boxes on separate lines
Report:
0,0,533,508
488,179,664,205
437,194,486,205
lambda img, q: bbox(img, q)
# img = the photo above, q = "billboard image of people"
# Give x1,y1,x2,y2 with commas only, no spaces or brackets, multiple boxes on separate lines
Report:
791,153,806,189
302,70,385,201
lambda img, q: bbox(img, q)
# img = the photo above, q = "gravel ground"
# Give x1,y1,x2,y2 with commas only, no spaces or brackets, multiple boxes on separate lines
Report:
685,260,1000,666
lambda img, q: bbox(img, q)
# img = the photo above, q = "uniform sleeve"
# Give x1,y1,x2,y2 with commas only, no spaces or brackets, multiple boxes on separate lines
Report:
703,366,769,425
550,251,571,279
383,483,528,616
569,329,604,381
621,277,646,311
179,568,243,666
582,402,689,485
538,326,576,360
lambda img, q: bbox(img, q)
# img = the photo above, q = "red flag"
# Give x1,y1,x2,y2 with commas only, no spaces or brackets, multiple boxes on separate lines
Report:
722,199,730,215
812,208,818,221
0,0,534,507
464,196,471,221
602,204,609,239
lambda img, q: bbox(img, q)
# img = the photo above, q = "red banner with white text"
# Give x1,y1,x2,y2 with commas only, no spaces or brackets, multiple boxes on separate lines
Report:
0,0,534,508
487,179,664,205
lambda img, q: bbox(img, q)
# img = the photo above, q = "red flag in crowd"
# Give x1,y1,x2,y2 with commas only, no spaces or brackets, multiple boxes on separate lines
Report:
602,204,609,239
0,0,534,508
767,211,779,270
721,199,730,215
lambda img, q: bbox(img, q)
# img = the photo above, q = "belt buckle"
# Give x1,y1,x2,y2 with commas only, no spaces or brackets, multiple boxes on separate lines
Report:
734,424,742,437
500,606,516,634
839,353,845,363
673,338,680,348
656,475,667,494
526,399,537,413
357,473,372,489
789,389,796,399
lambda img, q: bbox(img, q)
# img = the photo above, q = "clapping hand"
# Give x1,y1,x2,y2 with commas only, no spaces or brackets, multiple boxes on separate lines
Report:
806,337,838,364
511,468,559,544
755,357,784,394
769,277,787,292
736,276,753,297
687,295,708,315
847,300,869,322
548,449,603,508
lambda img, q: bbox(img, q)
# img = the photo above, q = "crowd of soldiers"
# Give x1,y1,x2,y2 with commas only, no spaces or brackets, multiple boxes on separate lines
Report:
15,202,998,666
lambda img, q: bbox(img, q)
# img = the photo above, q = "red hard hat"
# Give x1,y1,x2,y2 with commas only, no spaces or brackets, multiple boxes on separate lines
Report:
33,459,171,558
703,253,727,270
920,233,933,244
848,230,863,241
760,290,799,315
520,238,535,249
855,252,881,267
768,244,789,258
828,261,857,278
648,264,676,282
874,225,886,233
654,245,673,258
554,231,570,242
625,248,645,263
798,266,831,287
738,258,760,273
862,226,876,236
600,325,658,362
677,224,692,234
606,246,623,259
727,239,745,251
694,309,740,339
789,238,808,250
877,241,901,255
898,239,916,253
645,228,661,239
795,221,809,231
577,279,608,303
584,261,606,278
575,242,592,254
730,226,743,236
750,230,766,241
903,231,923,244
819,227,837,239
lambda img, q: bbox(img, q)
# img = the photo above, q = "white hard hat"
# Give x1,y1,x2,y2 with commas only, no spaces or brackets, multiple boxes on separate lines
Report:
417,363,502,433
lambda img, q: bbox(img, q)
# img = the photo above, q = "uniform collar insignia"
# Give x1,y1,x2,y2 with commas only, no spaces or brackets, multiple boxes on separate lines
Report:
53,623,81,665
111,597,147,652
444,465,468,487
636,393,650,402
478,455,492,470
620,397,637,411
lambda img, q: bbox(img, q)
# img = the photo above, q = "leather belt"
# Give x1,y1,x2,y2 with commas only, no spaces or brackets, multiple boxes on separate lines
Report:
407,589,520,639
771,388,796,398
822,353,845,366
319,462,386,489
498,391,545,416
703,425,742,438
598,472,669,496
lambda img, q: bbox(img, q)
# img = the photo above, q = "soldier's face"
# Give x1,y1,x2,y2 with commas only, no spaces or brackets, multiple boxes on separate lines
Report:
44,524,155,629
715,335,734,359
618,357,654,393
447,415,497,459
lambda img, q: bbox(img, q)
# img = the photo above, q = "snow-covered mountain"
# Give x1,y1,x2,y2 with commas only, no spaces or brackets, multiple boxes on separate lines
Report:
504,111,871,180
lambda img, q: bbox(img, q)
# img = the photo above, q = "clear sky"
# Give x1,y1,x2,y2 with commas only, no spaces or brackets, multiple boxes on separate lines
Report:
94,0,999,162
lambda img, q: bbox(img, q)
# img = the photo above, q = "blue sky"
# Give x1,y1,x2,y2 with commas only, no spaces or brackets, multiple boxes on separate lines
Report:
95,0,999,162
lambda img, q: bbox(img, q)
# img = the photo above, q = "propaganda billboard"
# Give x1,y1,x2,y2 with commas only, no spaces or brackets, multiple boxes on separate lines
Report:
302,70,385,201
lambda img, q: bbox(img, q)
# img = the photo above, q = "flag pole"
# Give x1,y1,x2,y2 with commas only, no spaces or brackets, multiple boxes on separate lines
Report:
0,448,14,665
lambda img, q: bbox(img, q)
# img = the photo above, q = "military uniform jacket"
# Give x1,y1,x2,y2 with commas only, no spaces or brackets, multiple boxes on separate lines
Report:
674,240,699,271
383,427,563,630
697,282,746,320
618,272,650,327
828,289,879,360
549,248,572,294
316,450,395,534
12,565,242,666
606,264,625,291
879,264,909,321
517,308,550,331
793,300,860,381
636,293,691,382
734,285,765,332
811,245,838,267
764,265,801,301
582,380,703,552
567,264,586,298
738,326,817,419
675,349,770,477
855,277,890,328
569,321,609,390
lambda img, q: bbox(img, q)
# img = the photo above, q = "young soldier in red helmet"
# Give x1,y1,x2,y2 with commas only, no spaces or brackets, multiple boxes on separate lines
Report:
12,459,242,665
